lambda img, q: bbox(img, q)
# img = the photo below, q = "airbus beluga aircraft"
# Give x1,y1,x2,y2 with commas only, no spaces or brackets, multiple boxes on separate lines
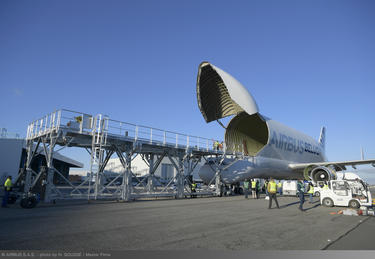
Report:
196,62,375,185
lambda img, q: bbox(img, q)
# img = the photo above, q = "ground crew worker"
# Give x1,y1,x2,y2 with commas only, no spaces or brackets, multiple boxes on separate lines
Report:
255,180,260,199
191,181,197,198
308,182,314,203
2,176,12,208
264,180,269,197
297,180,305,211
267,178,279,209
277,181,282,195
323,183,329,190
243,179,250,199
213,141,220,151
251,179,257,199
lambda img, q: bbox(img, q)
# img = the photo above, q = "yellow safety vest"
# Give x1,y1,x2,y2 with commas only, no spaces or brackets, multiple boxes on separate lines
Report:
308,186,314,194
277,182,282,188
191,183,197,190
269,182,277,193
251,181,256,188
323,184,328,190
4,178,12,191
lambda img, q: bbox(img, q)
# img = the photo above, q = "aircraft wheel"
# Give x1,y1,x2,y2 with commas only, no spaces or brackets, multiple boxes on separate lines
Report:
20,197,37,209
349,200,360,209
322,197,334,207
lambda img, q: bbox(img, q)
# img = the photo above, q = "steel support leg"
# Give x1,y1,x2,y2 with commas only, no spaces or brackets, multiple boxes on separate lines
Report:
176,156,184,199
147,154,155,193
215,171,222,197
43,136,57,203
24,139,35,194
121,151,132,201
92,149,106,200
44,167,55,202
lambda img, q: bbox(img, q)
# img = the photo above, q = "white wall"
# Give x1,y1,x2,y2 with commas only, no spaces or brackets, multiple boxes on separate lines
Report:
0,138,24,184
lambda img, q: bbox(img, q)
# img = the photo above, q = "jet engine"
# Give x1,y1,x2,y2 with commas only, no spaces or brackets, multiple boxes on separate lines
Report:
309,166,337,184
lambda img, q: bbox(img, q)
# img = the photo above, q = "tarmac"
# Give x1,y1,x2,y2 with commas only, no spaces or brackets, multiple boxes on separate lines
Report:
0,193,374,251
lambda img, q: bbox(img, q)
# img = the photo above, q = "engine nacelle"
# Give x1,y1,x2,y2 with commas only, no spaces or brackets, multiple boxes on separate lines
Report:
309,166,337,184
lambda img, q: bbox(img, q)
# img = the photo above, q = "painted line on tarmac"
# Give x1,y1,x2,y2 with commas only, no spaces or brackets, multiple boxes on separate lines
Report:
321,215,371,250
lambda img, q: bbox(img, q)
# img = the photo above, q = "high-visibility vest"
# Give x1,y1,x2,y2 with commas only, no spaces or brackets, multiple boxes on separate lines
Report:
298,182,305,193
323,184,328,190
244,181,249,189
251,181,256,188
191,183,197,190
269,182,277,193
308,185,314,194
277,182,282,188
4,178,12,191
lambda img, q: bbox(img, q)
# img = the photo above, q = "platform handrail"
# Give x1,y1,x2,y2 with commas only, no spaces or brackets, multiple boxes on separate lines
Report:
26,109,222,152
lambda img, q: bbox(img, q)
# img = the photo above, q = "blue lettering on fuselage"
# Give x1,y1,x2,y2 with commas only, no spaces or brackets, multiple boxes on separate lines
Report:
270,131,321,156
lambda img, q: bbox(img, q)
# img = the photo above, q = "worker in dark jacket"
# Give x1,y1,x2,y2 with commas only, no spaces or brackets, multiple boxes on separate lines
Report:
243,179,250,199
255,180,260,199
297,180,305,211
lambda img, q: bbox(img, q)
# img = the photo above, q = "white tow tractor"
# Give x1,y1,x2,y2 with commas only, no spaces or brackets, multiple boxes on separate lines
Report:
320,179,372,209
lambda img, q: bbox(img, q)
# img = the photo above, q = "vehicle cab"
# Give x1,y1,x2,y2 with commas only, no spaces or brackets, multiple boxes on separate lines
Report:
320,179,372,208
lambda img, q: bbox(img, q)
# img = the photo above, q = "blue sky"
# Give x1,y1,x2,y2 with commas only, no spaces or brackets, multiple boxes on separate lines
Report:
1,1,374,180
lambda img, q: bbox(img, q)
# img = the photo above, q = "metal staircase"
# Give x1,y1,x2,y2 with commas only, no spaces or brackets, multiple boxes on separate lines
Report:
89,114,108,200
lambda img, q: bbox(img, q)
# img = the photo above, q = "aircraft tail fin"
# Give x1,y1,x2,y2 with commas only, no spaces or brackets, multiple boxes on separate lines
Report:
319,127,326,150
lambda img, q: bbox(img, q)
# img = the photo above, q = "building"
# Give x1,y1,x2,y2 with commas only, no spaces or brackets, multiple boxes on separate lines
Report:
0,135,83,185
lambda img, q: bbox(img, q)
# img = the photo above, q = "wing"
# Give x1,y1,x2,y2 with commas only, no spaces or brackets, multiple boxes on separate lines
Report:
289,159,375,171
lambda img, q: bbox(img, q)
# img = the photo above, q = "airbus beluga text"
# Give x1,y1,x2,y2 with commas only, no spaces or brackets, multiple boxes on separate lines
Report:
196,62,375,185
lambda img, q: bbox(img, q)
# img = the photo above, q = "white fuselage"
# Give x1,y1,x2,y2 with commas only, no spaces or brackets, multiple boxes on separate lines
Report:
198,117,327,184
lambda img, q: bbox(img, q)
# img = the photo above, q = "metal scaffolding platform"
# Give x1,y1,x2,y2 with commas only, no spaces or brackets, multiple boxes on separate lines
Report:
19,109,234,203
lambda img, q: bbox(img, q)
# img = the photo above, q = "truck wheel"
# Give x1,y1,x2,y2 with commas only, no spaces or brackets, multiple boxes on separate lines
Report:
314,192,320,197
348,200,360,209
322,197,334,207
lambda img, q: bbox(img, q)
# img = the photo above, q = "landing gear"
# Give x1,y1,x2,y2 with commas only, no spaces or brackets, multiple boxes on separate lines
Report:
20,193,40,209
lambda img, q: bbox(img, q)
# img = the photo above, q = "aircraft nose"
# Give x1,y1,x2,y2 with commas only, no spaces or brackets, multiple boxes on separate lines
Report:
198,164,216,184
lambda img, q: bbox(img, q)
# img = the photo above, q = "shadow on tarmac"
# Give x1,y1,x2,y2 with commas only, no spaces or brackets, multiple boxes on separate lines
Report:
278,199,321,211
279,201,299,208
303,203,321,211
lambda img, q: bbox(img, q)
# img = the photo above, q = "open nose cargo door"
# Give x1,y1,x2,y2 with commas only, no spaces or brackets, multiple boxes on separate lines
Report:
196,62,259,122
196,62,268,156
